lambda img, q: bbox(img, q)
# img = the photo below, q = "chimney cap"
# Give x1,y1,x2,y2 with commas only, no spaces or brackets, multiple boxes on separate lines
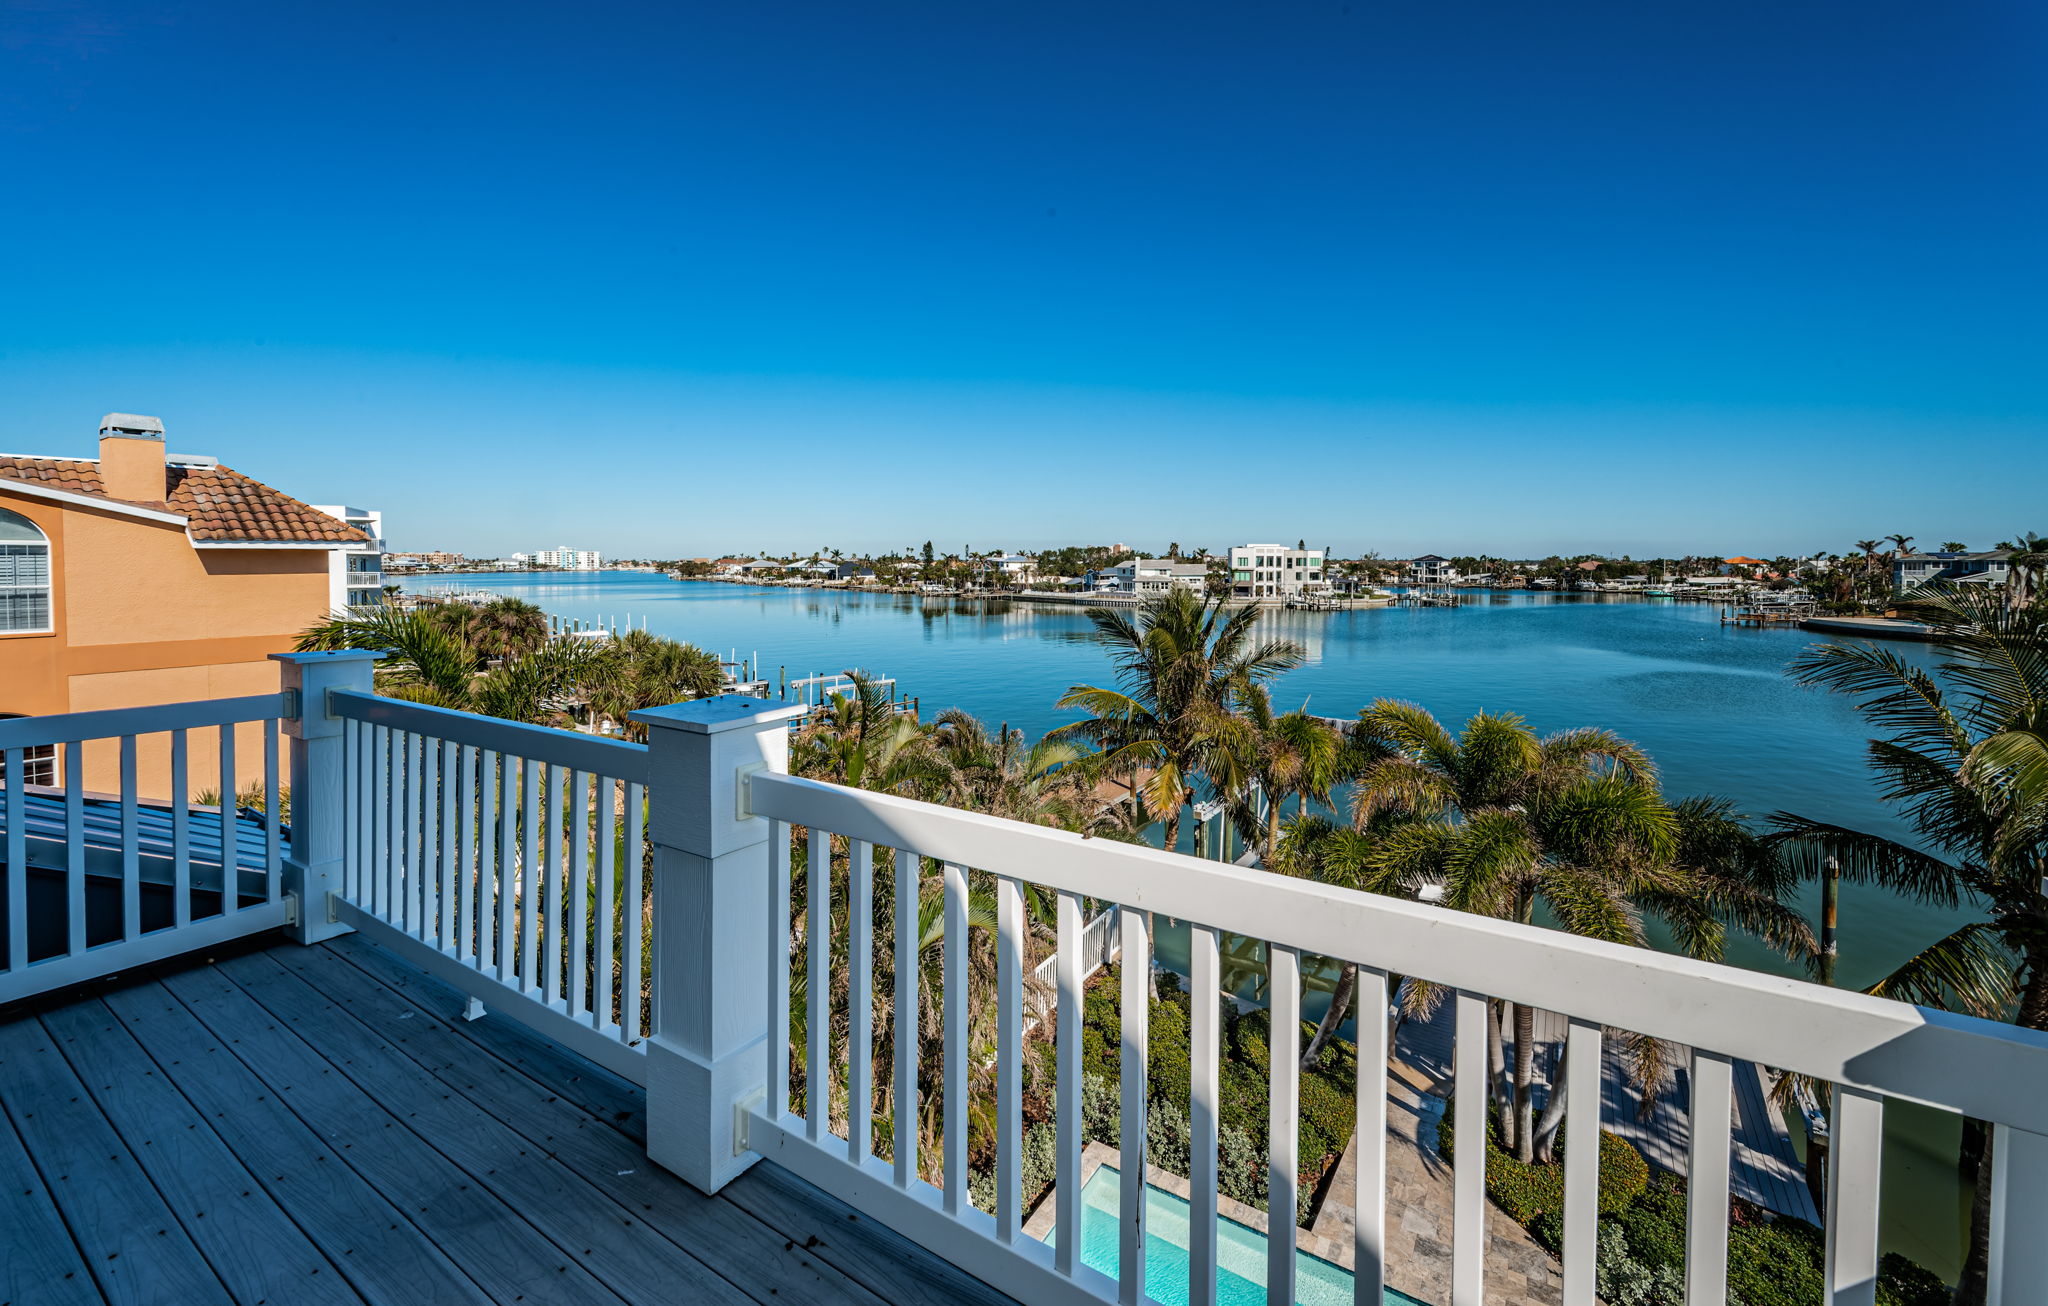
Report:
99,413,165,438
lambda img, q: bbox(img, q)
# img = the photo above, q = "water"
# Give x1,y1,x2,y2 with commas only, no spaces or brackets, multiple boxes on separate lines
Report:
409,573,1963,986
1047,1165,1422,1306
410,572,1975,1274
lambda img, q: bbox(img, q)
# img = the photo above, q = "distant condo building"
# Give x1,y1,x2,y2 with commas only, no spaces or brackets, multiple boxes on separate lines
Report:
1229,543,1326,599
1407,554,1459,585
310,504,385,610
522,546,602,571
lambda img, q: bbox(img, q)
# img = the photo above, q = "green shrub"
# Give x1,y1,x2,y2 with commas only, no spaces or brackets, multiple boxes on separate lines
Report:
1877,1253,1949,1306
1435,1097,1648,1227
1594,1219,1684,1306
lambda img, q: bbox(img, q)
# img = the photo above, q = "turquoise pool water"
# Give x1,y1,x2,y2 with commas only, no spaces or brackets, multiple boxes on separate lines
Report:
1045,1165,1424,1306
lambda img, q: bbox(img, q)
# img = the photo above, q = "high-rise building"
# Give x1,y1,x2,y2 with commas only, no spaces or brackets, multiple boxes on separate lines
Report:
526,547,602,571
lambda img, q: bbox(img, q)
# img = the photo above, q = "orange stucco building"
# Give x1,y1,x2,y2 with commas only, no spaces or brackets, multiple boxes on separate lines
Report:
1,414,366,798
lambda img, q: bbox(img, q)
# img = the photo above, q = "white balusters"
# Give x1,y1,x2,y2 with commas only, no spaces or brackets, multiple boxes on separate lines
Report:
1686,1050,1735,1306
263,720,282,906
1190,923,1221,1306
1824,1086,1884,1306
438,740,458,951
521,756,540,992
1453,991,1488,1306
569,769,591,1018
169,731,190,928
1562,1018,1603,1306
218,723,237,914
478,749,497,971
1054,890,1083,1275
1354,967,1390,1306
457,744,476,962
768,820,791,1113
594,773,615,1029
3,747,22,972
849,840,875,1166
1119,906,1151,1306
808,828,830,1144
944,860,968,1214
995,873,1023,1241
543,763,565,1006
894,847,920,1189
119,735,138,940
63,744,85,952
1267,944,1300,1306
498,754,518,982
624,780,645,1042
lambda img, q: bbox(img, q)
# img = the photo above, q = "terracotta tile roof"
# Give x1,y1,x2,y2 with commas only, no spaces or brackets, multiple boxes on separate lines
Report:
0,456,366,544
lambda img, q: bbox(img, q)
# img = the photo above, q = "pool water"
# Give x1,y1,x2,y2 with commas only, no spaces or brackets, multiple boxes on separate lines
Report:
1044,1165,1425,1306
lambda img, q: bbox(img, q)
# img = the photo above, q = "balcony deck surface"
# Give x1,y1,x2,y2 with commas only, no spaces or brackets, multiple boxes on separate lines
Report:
0,932,1020,1306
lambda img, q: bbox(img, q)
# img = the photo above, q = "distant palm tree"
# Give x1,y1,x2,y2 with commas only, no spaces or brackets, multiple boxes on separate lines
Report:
296,605,595,724
2006,531,2047,610
583,629,725,740
1887,533,1916,560
1941,541,1968,554
1053,590,1304,855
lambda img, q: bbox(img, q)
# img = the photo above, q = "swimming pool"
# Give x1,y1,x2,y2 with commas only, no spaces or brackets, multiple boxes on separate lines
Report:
1042,1165,1425,1306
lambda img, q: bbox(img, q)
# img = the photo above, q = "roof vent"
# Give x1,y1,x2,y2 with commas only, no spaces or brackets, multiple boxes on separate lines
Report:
166,454,219,469
98,413,165,439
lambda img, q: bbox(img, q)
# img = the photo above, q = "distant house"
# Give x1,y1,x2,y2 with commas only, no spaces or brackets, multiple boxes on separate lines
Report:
1092,558,1209,595
832,562,876,583
1894,550,2013,592
1408,554,1458,585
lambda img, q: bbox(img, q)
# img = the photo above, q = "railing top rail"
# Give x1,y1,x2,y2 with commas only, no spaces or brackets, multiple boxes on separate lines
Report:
752,770,2048,1134
0,693,286,748
329,689,649,781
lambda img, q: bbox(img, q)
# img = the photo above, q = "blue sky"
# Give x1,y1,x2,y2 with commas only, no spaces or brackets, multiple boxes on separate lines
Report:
2,0,2042,559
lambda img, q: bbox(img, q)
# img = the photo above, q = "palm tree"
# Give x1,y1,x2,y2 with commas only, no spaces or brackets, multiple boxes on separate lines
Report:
1887,533,1917,560
1941,542,1968,554
297,604,596,723
1052,590,1304,855
2006,531,2047,611
924,709,1100,831
582,629,725,740
1771,582,2047,1306
1855,540,1885,603
1228,685,1347,864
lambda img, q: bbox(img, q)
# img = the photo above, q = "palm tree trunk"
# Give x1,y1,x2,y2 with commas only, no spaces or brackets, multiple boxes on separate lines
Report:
1513,1002,1538,1164
1299,962,1356,1071
1532,1042,1569,1164
1488,1000,1511,1148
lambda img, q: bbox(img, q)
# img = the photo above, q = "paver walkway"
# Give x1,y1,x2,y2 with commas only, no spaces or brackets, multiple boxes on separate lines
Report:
1310,1056,1566,1306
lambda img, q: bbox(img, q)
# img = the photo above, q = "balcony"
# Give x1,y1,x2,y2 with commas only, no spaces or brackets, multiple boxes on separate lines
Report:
5,650,2048,1306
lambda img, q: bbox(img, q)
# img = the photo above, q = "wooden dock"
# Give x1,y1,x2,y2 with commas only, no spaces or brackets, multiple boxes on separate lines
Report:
0,934,1018,1306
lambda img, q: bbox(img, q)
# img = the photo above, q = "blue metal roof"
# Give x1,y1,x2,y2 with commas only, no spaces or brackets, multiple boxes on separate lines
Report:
1,788,284,875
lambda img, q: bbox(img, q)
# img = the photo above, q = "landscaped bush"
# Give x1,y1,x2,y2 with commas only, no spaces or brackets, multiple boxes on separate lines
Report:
1435,1097,1649,1229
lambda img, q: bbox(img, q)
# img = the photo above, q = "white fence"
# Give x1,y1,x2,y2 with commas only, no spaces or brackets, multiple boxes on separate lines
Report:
740,767,2048,1306
327,689,652,1085
11,674,2048,1306
1,693,290,1004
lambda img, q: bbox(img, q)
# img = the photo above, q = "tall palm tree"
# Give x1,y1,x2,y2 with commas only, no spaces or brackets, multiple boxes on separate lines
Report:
1771,582,2047,1306
2005,531,2047,611
582,629,725,740
1887,533,1917,560
296,604,595,724
1227,685,1347,864
1855,540,1886,603
1052,589,1304,854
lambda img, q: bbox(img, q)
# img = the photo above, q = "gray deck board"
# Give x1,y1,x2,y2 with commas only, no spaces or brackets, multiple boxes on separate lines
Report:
156,963,630,1306
100,980,495,1306
3,937,1023,1306
36,1000,364,1306
213,950,756,1306
0,1102,102,1306
316,935,1020,1306
0,1017,232,1306
273,943,881,1306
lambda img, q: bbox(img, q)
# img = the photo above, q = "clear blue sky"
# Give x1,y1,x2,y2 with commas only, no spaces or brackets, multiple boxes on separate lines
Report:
3,0,2042,559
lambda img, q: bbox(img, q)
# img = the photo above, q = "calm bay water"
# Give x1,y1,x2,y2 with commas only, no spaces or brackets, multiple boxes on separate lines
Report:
407,571,1974,1272
411,572,1963,985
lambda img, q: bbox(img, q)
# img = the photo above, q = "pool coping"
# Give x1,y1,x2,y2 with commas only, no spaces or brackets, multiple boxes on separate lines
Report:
1021,1140,1359,1271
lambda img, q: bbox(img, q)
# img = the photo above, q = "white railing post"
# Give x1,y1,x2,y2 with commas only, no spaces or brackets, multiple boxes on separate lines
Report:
273,650,381,945
633,695,808,1193
1989,1124,2048,1305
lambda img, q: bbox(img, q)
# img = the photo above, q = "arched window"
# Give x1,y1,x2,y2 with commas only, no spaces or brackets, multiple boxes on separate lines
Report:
0,715,55,786
0,507,52,634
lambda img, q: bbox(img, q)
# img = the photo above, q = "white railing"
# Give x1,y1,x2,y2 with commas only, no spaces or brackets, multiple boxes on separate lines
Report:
1,693,290,1003
326,689,651,1084
737,766,2048,1306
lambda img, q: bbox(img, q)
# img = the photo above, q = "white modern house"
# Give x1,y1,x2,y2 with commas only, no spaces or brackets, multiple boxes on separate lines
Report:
1407,554,1459,585
525,546,603,571
311,504,385,610
1092,557,1208,595
1229,544,1326,599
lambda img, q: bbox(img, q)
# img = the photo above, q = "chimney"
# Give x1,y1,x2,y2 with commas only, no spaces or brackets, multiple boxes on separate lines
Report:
97,413,168,504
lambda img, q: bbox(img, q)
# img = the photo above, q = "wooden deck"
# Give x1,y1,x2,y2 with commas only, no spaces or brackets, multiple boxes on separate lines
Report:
0,932,1020,1306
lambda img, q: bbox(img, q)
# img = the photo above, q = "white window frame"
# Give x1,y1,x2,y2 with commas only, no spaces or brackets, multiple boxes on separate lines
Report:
0,508,54,636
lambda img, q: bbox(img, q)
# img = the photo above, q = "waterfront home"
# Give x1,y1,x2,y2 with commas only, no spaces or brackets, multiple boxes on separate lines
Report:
1894,548,2013,592
1092,557,1208,595
1406,553,1459,585
0,412,368,798
1230,543,1328,599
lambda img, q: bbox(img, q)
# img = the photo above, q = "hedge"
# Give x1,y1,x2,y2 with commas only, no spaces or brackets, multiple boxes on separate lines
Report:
1435,1096,1649,1228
